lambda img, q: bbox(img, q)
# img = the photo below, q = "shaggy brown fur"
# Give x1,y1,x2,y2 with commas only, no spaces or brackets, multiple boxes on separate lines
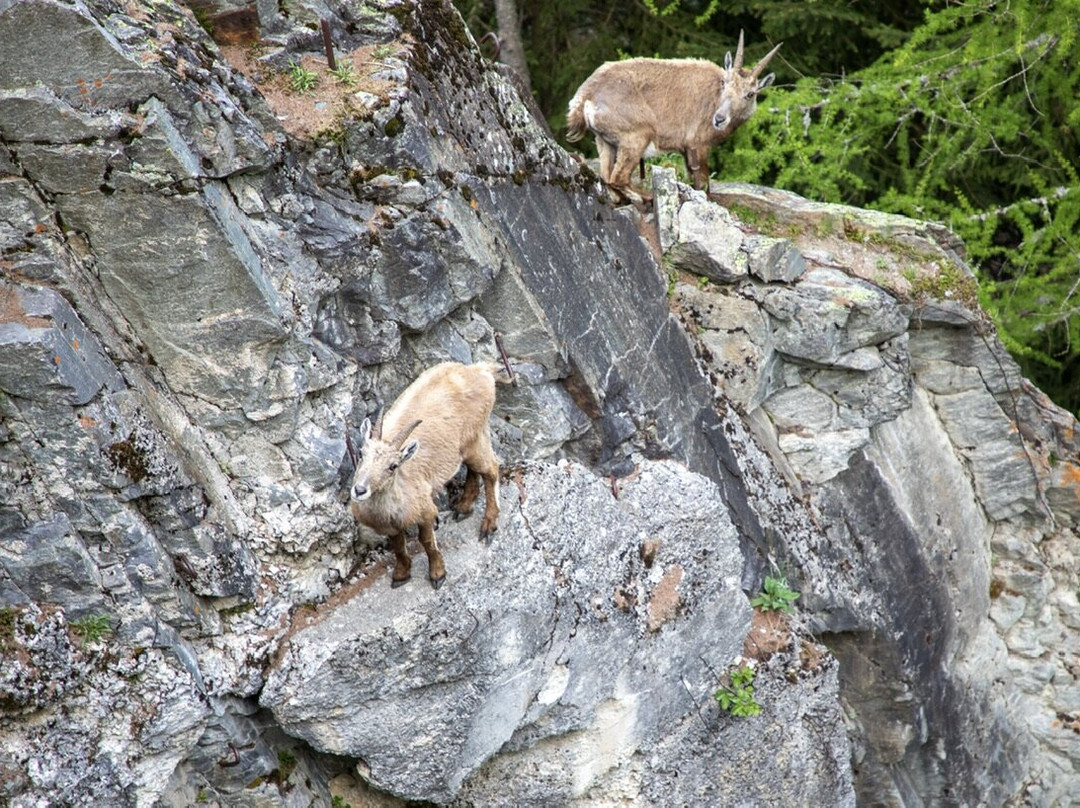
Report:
350,362,508,589
566,31,781,196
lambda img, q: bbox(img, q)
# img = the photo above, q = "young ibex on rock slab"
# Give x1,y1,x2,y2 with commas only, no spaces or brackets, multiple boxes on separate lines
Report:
566,31,781,197
349,362,509,590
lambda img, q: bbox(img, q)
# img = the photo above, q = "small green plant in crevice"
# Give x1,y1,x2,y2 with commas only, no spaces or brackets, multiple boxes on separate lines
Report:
70,614,113,645
751,575,800,613
331,795,352,808
275,748,298,782
372,43,395,61
330,62,358,86
191,7,215,36
713,664,762,717
288,60,319,94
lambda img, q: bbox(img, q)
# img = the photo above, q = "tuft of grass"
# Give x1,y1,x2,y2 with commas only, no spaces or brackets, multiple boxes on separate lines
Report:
276,749,298,781
71,614,113,645
330,62,358,86
288,60,319,94
750,575,800,613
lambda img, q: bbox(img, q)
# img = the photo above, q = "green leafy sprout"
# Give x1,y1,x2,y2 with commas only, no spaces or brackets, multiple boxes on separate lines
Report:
70,614,113,645
288,60,319,94
714,664,762,717
750,575,800,613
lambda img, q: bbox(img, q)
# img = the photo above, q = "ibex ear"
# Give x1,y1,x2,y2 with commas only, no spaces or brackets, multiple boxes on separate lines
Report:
399,440,419,463
360,418,372,443
757,72,776,91
724,50,733,71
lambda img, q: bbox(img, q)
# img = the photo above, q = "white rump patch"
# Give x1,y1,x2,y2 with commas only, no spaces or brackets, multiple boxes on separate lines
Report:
583,99,601,130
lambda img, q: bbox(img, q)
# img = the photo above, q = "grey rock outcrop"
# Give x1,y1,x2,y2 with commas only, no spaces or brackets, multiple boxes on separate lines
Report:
0,0,1077,806
665,174,1080,806
264,460,770,804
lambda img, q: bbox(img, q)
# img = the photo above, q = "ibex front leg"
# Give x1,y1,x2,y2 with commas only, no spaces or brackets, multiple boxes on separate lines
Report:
388,532,412,588
417,507,446,589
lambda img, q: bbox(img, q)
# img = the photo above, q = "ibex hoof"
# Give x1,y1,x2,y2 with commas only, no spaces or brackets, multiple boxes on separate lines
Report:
480,527,497,545
453,509,472,521
391,575,411,588
429,575,446,590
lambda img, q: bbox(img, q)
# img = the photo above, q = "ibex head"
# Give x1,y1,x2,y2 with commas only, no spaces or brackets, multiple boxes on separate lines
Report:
350,415,423,502
712,31,782,135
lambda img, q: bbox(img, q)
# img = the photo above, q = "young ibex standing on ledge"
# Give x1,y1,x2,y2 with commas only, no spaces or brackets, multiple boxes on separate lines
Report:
566,31,781,196
350,362,508,590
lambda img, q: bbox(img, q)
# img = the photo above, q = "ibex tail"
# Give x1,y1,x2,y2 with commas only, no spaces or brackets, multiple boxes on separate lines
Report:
565,93,587,142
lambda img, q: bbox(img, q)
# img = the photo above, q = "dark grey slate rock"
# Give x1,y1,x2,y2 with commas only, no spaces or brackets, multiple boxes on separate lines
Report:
0,282,122,406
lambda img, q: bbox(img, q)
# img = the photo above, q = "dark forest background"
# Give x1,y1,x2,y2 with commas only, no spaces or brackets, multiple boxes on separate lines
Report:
454,0,1080,416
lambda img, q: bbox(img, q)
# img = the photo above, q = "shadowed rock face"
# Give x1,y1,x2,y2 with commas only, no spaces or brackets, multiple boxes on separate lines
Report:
0,0,1078,806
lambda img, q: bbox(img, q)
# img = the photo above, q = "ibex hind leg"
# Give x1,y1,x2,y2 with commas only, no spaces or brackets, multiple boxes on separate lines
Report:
453,467,481,520
609,136,653,201
464,437,501,543
596,137,617,183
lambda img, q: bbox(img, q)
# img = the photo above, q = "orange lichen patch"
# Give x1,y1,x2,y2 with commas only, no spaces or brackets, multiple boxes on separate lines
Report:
77,415,99,429
0,287,49,329
1057,461,1080,488
646,565,683,632
218,42,402,140
743,607,790,661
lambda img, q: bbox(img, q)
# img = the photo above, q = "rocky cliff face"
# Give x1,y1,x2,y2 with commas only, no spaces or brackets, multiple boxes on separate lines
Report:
0,1,1077,806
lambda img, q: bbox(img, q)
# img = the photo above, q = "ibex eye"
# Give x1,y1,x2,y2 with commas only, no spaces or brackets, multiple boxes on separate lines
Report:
388,462,399,472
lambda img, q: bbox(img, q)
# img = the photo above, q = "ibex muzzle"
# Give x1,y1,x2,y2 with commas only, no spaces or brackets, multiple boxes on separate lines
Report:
566,31,781,195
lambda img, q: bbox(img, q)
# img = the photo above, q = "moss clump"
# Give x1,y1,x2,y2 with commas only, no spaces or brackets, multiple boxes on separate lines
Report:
0,607,17,647
106,433,149,483
903,262,979,307
383,114,404,138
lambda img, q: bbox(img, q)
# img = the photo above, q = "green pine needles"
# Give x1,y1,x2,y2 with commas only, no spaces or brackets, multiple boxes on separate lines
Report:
722,0,1080,413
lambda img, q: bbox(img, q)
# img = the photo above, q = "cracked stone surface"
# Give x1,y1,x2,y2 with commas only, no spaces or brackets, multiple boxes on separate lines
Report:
1,1,1079,807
